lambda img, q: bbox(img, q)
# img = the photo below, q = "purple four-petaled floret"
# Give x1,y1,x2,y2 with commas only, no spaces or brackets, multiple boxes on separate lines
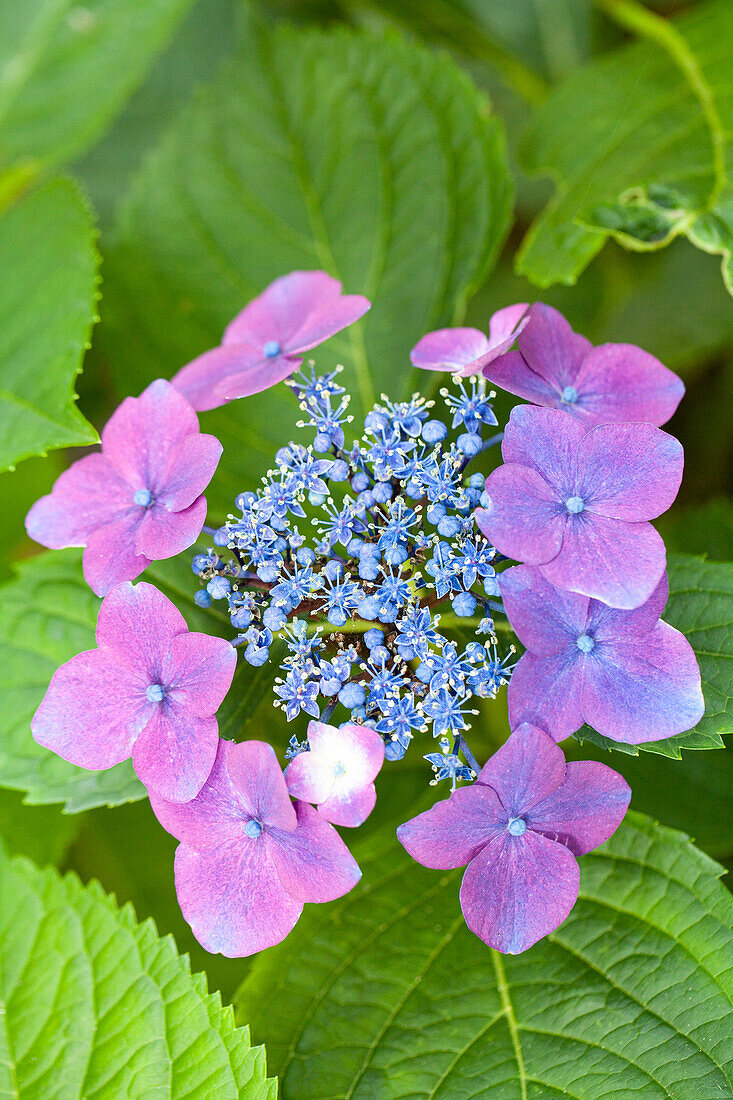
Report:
149,739,361,957
476,405,683,609
481,302,684,426
26,379,222,596
31,581,236,802
285,720,385,827
397,722,631,953
172,270,371,411
500,565,705,744
409,304,528,376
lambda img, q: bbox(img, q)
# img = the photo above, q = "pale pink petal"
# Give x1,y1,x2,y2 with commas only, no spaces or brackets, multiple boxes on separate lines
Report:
171,345,262,412
132,706,219,802
481,350,560,406
25,453,133,549
410,328,491,372
477,724,566,815
162,632,236,717
213,354,303,402
285,752,335,805
581,622,705,743
31,649,148,770
541,514,666,610
460,829,579,953
135,495,208,560
268,801,361,902
528,761,630,856
318,784,377,828
488,304,530,346
501,404,584,483
95,581,187,668
499,565,588,655
397,784,506,870
287,294,370,354
507,650,585,742
478,464,566,565
573,343,685,427
223,271,343,348
577,423,683,521
589,573,668,641
101,379,199,487
174,840,303,957
517,302,592,390
226,740,298,831
82,515,150,597
156,432,222,511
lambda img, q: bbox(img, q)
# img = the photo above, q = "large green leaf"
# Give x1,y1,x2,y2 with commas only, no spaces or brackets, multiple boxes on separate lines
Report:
517,0,733,294
0,177,99,470
100,20,512,514
0,845,274,1098
237,811,733,1098
0,0,193,174
573,552,733,759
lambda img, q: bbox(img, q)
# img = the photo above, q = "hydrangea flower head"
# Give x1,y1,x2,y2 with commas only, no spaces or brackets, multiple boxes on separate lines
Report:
31,582,236,801
477,405,683,608
500,566,705,743
410,304,528,376
149,739,361,957
25,380,222,596
397,723,630,953
285,720,385,826
481,302,684,426
172,271,371,411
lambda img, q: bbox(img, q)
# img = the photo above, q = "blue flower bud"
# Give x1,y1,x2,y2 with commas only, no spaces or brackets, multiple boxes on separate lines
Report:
458,432,483,457
263,606,287,631
364,628,384,649
452,591,477,617
314,432,332,453
372,481,393,504
351,472,370,492
207,576,231,600
328,459,349,482
338,682,366,708
194,589,212,608
422,419,448,444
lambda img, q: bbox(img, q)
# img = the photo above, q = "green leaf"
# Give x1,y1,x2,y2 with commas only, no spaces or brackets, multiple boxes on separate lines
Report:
573,552,733,759
100,20,512,514
0,787,80,865
0,0,194,173
517,0,733,294
237,811,733,1098
0,177,99,470
0,844,274,1098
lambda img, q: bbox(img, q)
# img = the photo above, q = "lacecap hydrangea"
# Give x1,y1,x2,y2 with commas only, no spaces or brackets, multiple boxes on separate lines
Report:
27,270,703,959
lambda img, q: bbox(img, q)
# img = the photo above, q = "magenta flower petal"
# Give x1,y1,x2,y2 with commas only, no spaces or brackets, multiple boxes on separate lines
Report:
82,517,151,597
528,761,631,856
478,463,566,565
397,784,506,870
95,581,187,662
589,572,669,639
135,495,208,560
174,840,303,958
410,328,491,373
517,303,592,390
476,723,566,814
481,350,559,407
101,379,199,488
577,423,683,521
319,785,377,830
286,294,370,354
171,345,263,412
156,432,223,512
581,621,705,743
223,271,346,348
163,632,237,718
31,648,146,770
499,564,587,655
133,707,219,803
460,829,579,953
213,354,304,403
25,453,133,549
286,721,384,827
540,513,667,610
507,649,586,742
489,303,530,347
573,343,684,427
268,801,362,902
226,741,299,831
285,751,334,805
501,404,585,477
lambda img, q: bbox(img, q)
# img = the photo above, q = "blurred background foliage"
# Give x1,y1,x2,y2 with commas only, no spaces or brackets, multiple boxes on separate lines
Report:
0,0,731,1009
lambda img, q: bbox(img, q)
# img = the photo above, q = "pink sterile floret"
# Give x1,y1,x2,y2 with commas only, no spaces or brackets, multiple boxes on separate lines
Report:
286,720,385,827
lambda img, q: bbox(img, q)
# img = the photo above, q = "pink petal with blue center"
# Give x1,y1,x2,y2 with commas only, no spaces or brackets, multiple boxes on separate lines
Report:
397,784,506,869
476,722,566,815
286,721,385,827
527,761,631,856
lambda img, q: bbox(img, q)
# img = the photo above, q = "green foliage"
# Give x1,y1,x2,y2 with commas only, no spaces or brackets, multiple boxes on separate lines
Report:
0,178,99,470
238,811,733,1098
517,0,733,295
0,0,194,173
0,844,274,1098
0,788,80,865
100,20,513,513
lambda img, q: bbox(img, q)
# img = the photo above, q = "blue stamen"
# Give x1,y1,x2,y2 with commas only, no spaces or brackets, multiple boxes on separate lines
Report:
562,386,578,404
565,495,584,514
134,488,153,507
146,683,165,703
576,634,595,654
245,818,263,838
508,817,526,836
263,340,282,359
